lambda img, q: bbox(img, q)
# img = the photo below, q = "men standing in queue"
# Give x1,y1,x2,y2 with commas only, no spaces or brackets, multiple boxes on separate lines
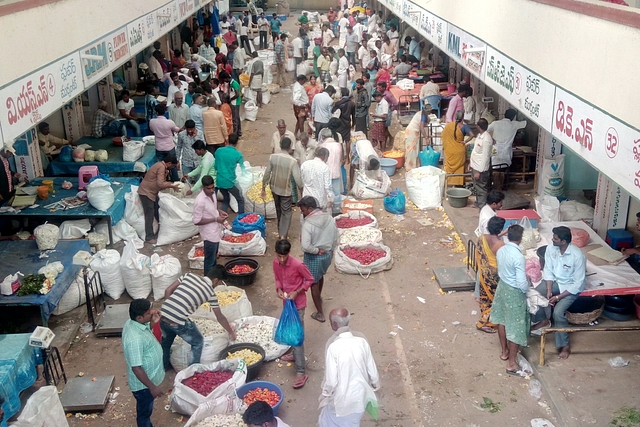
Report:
318,307,380,426
160,264,236,370
272,120,296,154
469,118,493,208
489,108,527,190
489,225,529,375
530,226,586,360
149,104,180,182
299,196,338,323
215,134,246,214
262,137,302,240
273,239,315,389
176,120,202,179
169,91,190,129
189,93,206,134
192,176,228,276
311,85,336,139
138,154,180,244
202,97,228,154
122,299,164,427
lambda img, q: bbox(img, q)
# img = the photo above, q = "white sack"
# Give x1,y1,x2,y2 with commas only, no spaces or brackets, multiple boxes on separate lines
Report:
13,386,69,427
352,169,391,199
157,193,200,245
149,254,182,300
334,242,394,278
405,166,446,209
120,241,152,299
218,230,266,256
91,249,125,300
86,179,115,211
59,219,91,239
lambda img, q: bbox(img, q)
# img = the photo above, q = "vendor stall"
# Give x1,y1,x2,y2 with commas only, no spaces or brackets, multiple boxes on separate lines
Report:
47,137,156,176
0,240,90,325
0,177,137,245
0,333,43,425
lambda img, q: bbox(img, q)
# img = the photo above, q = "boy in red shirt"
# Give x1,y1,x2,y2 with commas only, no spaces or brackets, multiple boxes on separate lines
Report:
272,239,314,389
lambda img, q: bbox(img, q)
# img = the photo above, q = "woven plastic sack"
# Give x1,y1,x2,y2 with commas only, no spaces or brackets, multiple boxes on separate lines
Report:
273,299,304,347
59,219,91,239
232,213,266,238
53,270,102,316
338,227,383,245
170,359,248,416
406,166,445,209
184,397,247,427
13,386,69,427
219,230,266,256
383,189,406,214
149,254,182,300
188,242,205,270
157,193,199,245
170,323,230,372
123,140,145,162
120,241,151,299
86,179,114,211
334,211,378,235
193,285,253,323
334,242,394,278
91,249,125,299
352,169,391,199
124,185,157,240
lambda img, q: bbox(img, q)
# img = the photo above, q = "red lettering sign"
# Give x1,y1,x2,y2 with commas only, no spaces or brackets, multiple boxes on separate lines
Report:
5,75,52,125
554,100,593,150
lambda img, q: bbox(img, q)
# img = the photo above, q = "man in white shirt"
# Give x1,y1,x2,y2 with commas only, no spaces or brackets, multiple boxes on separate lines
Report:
420,76,441,100
232,42,246,78
272,120,296,154
294,133,317,166
318,307,380,427
469,118,494,208
219,16,231,35
338,14,349,37
489,108,527,190
117,90,141,137
148,50,165,81
337,49,349,89
257,12,269,50
188,93,206,134
292,33,304,67
476,190,505,237
311,85,336,139
366,10,378,34
318,128,343,206
292,74,309,136
300,147,333,210
199,39,216,66
167,73,188,105
169,92,190,129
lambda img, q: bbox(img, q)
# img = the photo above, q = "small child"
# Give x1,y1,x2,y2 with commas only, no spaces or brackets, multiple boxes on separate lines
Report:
376,62,391,85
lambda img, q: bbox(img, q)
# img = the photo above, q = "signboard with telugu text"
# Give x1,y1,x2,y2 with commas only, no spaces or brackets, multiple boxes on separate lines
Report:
127,13,159,57
177,0,196,21
0,52,83,142
157,0,180,37
417,6,447,52
446,24,486,79
552,87,640,201
80,27,130,86
485,47,555,132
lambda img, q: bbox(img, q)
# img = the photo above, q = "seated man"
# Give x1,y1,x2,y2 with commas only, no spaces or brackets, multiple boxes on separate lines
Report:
117,90,141,137
38,122,73,170
92,101,126,139
530,226,586,360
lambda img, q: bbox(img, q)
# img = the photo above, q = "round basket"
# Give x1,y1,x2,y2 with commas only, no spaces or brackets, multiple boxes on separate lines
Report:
224,258,260,286
566,296,605,325
219,343,265,381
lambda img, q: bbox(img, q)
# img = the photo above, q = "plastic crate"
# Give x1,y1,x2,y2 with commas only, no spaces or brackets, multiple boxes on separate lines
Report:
605,229,634,250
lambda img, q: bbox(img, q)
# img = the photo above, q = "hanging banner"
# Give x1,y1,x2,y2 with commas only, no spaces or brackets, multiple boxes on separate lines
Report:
127,13,159,57
157,0,180,37
418,8,447,52
485,46,555,132
446,24,486,79
178,0,196,20
0,52,83,142
80,27,130,86
552,87,640,201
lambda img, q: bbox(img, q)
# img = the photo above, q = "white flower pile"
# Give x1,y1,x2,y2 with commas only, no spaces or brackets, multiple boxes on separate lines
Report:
189,317,227,336
339,227,383,245
233,318,281,355
192,413,246,427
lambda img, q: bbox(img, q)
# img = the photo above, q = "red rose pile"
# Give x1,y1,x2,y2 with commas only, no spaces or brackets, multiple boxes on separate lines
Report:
228,264,255,274
239,214,261,224
335,217,374,229
182,370,233,396
222,233,254,243
242,387,281,407
342,247,386,265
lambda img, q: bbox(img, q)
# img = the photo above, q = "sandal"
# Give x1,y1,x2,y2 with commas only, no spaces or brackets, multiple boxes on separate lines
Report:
311,312,326,323
280,353,295,362
293,374,308,389
477,326,497,334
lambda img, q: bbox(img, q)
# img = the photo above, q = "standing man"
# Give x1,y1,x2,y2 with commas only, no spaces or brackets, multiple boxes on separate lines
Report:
202,97,228,154
257,12,269,50
149,104,180,182
318,307,380,426
344,27,358,67
192,177,228,275
185,82,198,106
489,225,529,374
215,134,246,214
354,78,370,135
262,138,302,240
294,133,317,166
274,34,288,87
185,140,216,195
530,226,586,360
300,149,333,212
336,49,349,89
188,93,206,134
311,85,336,139
168,92,189,129
273,239,314,389
167,73,189,105
161,265,236,369
221,71,243,137
122,299,164,427
445,84,468,123
476,190,505,237
117,91,141,136
299,196,338,323
318,128,344,203
489,108,527,190
0,142,24,206
249,57,265,106
232,41,246,80
469,118,493,208
176,120,202,178
272,120,296,154
270,13,282,43
292,75,309,136
332,88,356,145
292,31,305,69
138,154,180,244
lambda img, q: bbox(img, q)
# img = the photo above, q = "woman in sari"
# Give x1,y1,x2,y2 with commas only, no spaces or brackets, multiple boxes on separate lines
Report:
476,216,506,333
305,75,323,107
442,110,473,186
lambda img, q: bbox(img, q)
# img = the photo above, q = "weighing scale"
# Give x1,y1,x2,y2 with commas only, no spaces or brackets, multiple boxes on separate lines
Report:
95,304,130,337
59,375,115,412
433,267,476,292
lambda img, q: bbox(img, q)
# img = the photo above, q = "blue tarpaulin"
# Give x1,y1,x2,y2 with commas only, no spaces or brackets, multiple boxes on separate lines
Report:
0,334,40,424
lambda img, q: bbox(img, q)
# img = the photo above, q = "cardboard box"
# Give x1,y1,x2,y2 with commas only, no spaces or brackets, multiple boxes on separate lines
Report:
342,199,374,216
29,326,55,348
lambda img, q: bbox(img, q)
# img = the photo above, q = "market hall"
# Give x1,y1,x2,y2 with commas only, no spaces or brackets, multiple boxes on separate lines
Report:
0,0,640,425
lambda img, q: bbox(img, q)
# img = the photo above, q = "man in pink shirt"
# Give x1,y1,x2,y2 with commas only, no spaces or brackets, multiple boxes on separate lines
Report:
445,84,470,123
272,239,314,389
149,104,181,181
192,175,228,275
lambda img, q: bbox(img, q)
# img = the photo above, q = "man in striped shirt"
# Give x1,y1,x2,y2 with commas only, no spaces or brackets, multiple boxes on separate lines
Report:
160,265,236,370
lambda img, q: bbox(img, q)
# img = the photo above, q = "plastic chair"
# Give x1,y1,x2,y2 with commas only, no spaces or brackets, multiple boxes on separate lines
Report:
424,95,442,118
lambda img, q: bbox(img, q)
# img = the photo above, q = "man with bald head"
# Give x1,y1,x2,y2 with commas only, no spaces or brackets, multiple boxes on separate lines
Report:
272,120,296,154
318,308,380,427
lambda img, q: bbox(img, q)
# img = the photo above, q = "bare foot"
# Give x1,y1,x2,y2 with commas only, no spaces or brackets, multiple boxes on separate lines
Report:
474,297,481,303
506,363,520,372
500,351,509,361
531,320,551,331
558,346,571,359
